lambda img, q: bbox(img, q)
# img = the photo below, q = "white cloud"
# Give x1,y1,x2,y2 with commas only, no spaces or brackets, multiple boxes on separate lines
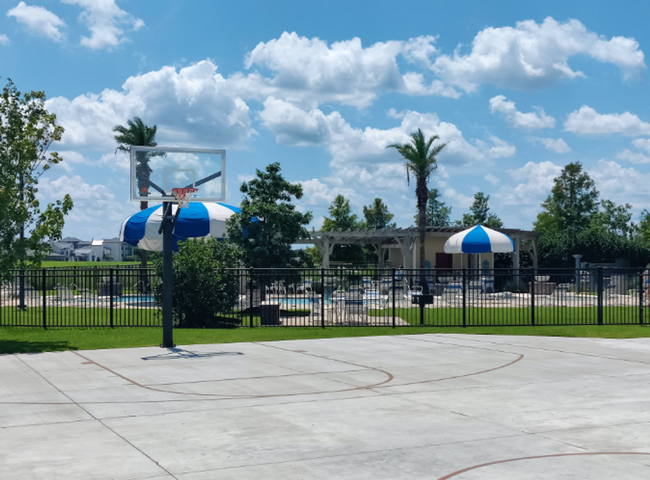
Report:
616,139,650,163
0,34,9,45
496,161,562,207
261,101,516,170
236,32,458,108
298,178,358,206
489,95,555,129
62,0,144,49
632,138,650,153
433,17,645,92
564,106,650,136
528,137,571,153
38,174,135,238
46,60,254,151
484,174,500,186
7,2,66,42
588,160,650,208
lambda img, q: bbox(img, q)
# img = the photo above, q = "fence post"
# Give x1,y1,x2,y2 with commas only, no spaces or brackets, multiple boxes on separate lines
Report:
42,268,47,329
109,268,114,328
597,267,604,325
392,268,396,328
249,268,254,328
321,267,325,328
462,268,467,327
530,268,536,326
640,269,645,325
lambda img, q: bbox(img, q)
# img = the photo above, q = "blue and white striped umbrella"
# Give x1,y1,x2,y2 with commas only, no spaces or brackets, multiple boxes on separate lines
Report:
444,225,515,254
119,202,241,252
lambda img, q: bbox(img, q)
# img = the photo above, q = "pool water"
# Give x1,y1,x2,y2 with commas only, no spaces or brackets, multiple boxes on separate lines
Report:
267,297,312,306
118,295,155,303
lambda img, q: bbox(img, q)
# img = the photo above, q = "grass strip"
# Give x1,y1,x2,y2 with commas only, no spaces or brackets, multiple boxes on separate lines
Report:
2,324,650,354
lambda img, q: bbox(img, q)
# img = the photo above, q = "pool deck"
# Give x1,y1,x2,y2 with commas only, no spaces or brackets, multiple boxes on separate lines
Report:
3,334,650,479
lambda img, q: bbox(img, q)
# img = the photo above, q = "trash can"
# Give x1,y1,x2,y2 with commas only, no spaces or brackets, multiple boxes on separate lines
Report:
260,304,281,326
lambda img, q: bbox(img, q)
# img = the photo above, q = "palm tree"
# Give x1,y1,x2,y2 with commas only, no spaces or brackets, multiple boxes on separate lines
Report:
113,117,158,211
387,129,446,291
113,117,158,291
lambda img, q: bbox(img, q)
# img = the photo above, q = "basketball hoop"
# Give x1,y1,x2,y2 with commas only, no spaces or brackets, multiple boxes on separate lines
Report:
172,187,198,208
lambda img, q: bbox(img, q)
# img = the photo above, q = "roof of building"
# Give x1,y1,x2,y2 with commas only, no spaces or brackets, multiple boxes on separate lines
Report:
91,239,104,246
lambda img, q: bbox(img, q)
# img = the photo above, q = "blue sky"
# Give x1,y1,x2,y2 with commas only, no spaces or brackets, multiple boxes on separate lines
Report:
2,0,650,240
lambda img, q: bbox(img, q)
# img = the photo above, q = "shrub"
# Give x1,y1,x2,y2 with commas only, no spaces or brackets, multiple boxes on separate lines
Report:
154,238,241,328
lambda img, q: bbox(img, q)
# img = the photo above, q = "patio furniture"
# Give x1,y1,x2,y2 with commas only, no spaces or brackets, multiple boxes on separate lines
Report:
342,298,367,325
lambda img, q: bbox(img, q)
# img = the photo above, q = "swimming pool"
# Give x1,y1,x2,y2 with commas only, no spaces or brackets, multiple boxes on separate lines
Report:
117,295,155,303
266,297,312,306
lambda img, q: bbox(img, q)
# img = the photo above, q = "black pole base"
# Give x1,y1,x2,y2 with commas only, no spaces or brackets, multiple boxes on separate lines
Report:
160,343,176,348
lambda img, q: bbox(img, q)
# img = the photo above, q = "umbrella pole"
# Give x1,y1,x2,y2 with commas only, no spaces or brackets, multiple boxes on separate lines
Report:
161,201,175,348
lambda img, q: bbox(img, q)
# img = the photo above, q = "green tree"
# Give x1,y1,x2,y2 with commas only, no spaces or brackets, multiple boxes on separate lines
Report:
154,238,241,328
0,79,73,276
227,162,313,269
363,198,396,230
387,129,447,284
416,188,451,227
460,192,503,229
323,195,360,231
535,162,599,248
322,195,365,264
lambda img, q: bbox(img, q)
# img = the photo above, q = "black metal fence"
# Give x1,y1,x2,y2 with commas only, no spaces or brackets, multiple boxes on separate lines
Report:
1,268,160,327
1,266,648,328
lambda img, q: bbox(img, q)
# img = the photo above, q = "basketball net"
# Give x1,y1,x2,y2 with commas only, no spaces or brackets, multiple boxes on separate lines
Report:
171,187,198,208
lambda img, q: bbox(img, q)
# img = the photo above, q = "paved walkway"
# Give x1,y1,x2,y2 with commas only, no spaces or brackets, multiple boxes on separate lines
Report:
2,334,650,479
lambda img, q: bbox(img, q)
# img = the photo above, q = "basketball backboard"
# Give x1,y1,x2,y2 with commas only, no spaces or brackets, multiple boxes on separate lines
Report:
130,146,226,203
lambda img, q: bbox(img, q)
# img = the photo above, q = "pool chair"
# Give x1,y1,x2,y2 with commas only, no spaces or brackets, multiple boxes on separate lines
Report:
342,298,367,325
347,285,364,298
389,282,407,307
362,277,374,291
379,277,392,295
441,282,463,305
364,289,387,324
308,293,325,324
296,279,313,295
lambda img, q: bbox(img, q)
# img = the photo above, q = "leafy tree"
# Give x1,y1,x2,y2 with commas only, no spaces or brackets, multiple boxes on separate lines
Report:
416,188,452,227
227,162,313,269
459,192,503,229
154,238,241,328
322,195,365,264
363,198,395,230
639,210,650,245
387,129,447,286
0,79,73,276
323,195,360,231
535,162,599,250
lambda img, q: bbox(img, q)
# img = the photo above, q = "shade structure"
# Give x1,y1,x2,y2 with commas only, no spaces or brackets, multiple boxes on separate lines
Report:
119,202,240,252
444,225,515,254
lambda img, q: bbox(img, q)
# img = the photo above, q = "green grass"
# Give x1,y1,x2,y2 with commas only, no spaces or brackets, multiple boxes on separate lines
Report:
40,261,146,268
2,324,650,354
382,306,648,326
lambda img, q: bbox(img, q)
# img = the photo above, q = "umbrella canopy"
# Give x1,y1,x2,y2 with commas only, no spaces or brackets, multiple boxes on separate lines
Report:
444,225,515,254
119,202,240,252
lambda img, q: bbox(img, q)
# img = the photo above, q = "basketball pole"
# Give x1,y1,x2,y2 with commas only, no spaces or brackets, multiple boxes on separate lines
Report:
161,201,175,348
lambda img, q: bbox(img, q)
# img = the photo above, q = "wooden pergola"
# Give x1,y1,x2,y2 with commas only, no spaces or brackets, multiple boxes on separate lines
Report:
295,226,539,269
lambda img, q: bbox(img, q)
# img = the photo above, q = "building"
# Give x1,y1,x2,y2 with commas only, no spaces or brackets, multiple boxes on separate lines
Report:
48,237,134,262
297,226,539,270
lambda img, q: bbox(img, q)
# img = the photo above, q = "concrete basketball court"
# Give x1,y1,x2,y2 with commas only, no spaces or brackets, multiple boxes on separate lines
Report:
2,333,650,479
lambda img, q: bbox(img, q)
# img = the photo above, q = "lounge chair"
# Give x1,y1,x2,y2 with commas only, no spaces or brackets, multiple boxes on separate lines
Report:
342,298,367,325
